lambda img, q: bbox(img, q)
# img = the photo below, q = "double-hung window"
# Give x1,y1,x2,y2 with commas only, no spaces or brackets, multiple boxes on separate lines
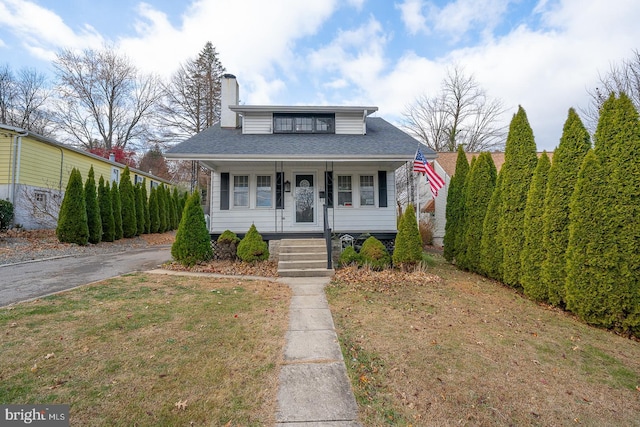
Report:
360,175,375,206
256,175,272,208
337,175,352,207
233,175,249,207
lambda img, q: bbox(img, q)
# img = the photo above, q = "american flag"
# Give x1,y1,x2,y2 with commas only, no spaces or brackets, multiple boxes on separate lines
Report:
414,147,445,197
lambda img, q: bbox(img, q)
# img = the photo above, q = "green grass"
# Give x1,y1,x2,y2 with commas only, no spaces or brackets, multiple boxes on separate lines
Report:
0,273,290,426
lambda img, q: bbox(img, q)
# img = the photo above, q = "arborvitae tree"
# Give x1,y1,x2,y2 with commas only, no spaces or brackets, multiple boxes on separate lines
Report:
84,166,102,244
499,106,538,289
443,145,469,262
98,176,115,242
480,172,504,281
237,224,270,262
56,168,89,245
392,204,423,270
460,152,497,273
172,191,213,266
119,166,137,238
565,150,614,327
111,180,123,240
157,184,168,233
173,188,182,223
520,152,551,301
168,188,178,230
180,191,188,218
141,181,150,234
593,93,640,334
134,183,145,236
149,187,160,233
541,109,591,306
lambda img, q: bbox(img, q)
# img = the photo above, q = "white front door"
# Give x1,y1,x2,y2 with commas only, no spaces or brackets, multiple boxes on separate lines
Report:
294,173,315,224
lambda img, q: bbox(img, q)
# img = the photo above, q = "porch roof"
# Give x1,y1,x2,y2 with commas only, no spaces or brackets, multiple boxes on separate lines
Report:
165,117,433,163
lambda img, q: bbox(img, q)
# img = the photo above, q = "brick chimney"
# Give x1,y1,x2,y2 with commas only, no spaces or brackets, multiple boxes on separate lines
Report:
221,74,240,128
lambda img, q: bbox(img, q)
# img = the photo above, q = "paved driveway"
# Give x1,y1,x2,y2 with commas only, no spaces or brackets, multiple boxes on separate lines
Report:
0,246,172,307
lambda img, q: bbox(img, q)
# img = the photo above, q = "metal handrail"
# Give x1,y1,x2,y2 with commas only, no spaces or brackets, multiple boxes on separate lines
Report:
323,203,332,269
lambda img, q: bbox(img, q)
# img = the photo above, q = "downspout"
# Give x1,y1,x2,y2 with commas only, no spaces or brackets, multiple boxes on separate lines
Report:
10,130,28,206
57,146,64,191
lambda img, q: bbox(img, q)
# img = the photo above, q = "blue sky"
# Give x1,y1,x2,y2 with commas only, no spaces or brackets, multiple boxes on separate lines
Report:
1,0,640,150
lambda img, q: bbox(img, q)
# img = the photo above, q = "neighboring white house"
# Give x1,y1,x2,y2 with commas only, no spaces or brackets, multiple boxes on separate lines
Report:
165,74,435,247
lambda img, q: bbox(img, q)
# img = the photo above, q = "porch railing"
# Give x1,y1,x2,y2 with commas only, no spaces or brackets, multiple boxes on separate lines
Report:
323,203,332,269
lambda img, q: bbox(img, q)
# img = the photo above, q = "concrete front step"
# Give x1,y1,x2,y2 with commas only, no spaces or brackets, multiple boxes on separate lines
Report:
278,239,333,277
278,268,335,278
278,260,328,270
280,252,328,262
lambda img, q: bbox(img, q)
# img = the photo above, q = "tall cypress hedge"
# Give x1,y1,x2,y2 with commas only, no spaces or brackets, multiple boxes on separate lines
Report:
499,106,538,289
443,146,469,262
98,176,115,242
171,191,212,266
111,180,123,240
157,185,168,233
480,172,504,281
119,167,137,238
84,166,102,244
541,109,591,306
520,152,551,301
56,168,89,245
460,152,496,274
134,183,145,236
565,150,613,327
141,181,150,234
149,187,160,233
593,93,640,333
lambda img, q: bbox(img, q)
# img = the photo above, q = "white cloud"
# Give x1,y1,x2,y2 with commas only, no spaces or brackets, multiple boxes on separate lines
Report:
396,0,428,35
0,0,104,61
427,0,510,43
117,0,338,104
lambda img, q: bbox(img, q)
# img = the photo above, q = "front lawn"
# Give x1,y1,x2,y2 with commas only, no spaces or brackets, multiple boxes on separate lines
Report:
0,273,290,426
327,257,640,426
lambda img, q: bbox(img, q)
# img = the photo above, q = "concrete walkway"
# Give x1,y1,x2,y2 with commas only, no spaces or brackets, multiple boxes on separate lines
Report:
275,276,361,427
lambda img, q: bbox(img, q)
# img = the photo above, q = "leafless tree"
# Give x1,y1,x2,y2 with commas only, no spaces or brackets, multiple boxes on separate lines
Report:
19,183,63,228
53,47,163,151
402,65,506,152
157,41,225,143
583,49,640,133
0,64,53,135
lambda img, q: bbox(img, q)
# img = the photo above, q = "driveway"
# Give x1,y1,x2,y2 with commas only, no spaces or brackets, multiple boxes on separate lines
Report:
0,246,172,307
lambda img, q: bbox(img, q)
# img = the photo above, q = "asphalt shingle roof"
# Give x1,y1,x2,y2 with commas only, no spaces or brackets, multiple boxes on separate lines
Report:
166,117,433,160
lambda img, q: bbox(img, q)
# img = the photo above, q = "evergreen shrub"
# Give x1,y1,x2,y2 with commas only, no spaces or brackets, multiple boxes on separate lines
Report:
111,181,123,240
119,167,137,238
0,199,14,230
237,224,269,262
56,168,89,245
338,246,361,267
216,230,240,260
171,191,213,266
392,204,422,270
84,166,102,244
98,176,115,242
359,236,391,271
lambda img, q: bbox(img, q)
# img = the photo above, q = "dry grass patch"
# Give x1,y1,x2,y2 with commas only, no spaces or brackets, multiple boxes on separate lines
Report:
0,273,290,426
327,259,640,426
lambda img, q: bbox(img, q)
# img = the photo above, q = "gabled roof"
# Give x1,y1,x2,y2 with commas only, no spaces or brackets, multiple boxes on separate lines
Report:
166,117,433,162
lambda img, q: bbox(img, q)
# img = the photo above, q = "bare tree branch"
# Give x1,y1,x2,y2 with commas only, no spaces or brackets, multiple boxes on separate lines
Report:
402,65,507,152
52,47,162,151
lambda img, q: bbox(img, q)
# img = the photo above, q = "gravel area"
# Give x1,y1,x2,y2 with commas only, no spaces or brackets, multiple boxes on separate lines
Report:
0,229,175,266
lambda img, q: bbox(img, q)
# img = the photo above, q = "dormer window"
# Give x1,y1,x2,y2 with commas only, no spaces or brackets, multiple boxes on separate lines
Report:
273,113,335,134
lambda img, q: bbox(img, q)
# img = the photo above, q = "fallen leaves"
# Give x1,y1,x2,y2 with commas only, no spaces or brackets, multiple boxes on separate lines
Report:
174,399,188,411
164,260,278,277
333,265,442,294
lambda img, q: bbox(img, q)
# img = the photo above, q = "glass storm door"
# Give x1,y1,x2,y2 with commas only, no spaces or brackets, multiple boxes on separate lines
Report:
295,174,314,223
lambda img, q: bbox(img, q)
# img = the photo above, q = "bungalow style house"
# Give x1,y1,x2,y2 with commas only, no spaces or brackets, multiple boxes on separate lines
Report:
0,124,173,229
166,75,435,255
